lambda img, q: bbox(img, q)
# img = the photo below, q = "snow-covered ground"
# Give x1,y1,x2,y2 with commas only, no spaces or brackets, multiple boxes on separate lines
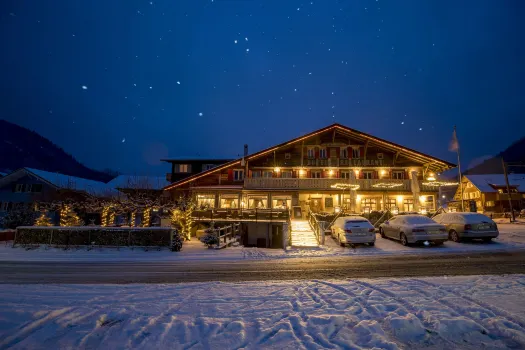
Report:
1,275,525,349
1,223,525,262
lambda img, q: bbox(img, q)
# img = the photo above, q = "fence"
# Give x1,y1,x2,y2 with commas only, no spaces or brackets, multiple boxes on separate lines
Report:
307,211,325,245
210,223,241,249
193,208,289,222
13,226,179,250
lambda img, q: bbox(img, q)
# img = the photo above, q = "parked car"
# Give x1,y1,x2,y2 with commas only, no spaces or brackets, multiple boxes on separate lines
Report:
432,212,499,242
379,215,447,246
331,216,376,247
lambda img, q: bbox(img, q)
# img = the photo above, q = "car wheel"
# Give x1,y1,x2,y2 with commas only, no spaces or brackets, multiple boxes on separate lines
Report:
369,242,375,247
379,228,385,238
483,237,493,243
400,233,409,246
449,230,460,243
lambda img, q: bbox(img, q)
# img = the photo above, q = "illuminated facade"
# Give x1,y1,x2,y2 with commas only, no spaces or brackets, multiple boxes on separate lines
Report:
164,123,456,218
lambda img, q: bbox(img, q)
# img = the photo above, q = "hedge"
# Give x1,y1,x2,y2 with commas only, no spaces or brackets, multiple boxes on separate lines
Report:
14,226,180,250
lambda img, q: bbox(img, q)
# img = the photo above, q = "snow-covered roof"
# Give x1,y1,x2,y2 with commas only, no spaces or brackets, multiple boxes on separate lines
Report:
106,175,170,190
465,174,525,193
0,171,7,177
25,168,110,195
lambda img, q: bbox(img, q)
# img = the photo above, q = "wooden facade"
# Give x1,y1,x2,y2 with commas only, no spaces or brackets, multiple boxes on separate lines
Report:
164,123,455,218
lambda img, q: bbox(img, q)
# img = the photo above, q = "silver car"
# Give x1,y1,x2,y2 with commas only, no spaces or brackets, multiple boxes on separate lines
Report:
379,215,448,246
432,212,499,242
331,216,376,246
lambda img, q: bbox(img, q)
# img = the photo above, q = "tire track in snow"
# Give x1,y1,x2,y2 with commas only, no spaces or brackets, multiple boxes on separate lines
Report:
313,280,376,319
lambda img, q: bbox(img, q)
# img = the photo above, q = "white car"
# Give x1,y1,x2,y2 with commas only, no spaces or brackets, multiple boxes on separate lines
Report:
330,216,376,247
379,215,448,246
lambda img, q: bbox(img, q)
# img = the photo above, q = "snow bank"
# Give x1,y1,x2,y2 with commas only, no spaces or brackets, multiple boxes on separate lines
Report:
1,275,525,349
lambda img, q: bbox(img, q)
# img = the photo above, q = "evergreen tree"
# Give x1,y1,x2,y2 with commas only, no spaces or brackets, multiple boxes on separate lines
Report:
170,230,183,252
34,211,53,226
60,205,82,226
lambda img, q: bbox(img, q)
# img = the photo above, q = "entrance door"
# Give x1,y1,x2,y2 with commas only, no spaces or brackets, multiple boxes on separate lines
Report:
271,225,283,249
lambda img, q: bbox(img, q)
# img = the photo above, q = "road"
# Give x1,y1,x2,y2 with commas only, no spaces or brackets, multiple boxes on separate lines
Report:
2,251,525,284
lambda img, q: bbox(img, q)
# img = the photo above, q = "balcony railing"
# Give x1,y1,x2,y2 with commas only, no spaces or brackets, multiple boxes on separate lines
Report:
244,178,413,191
192,208,290,222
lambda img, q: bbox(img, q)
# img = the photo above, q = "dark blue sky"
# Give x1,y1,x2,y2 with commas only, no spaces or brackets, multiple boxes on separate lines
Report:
1,0,524,176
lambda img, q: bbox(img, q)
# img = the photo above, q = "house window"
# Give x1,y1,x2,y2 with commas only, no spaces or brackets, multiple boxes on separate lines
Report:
361,198,376,213
307,148,315,159
281,171,293,178
31,184,42,193
14,184,24,192
197,194,215,208
262,170,273,178
233,170,244,181
202,164,216,171
319,148,327,159
377,153,384,160
284,153,291,160
362,171,373,180
392,171,405,180
248,195,268,209
385,198,397,210
352,148,360,158
341,171,351,179
311,171,322,178
251,170,261,178
485,201,495,207
403,199,414,212
220,194,239,209
175,164,191,173
340,148,348,159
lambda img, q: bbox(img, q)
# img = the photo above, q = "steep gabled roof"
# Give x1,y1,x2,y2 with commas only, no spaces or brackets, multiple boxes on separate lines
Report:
164,123,456,191
465,174,525,193
106,175,170,190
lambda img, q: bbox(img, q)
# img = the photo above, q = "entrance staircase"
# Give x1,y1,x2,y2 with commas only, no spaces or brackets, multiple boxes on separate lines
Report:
291,220,318,248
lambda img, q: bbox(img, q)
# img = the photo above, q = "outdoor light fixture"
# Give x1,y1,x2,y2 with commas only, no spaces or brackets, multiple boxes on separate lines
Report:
334,207,341,213
329,169,334,176
330,183,360,190
380,169,386,176
274,167,281,173
397,195,403,203
426,172,436,181
372,182,404,189
299,169,305,176
354,169,360,175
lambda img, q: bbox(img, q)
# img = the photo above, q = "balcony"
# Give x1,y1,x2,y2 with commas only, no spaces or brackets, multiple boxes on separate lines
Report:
244,178,413,191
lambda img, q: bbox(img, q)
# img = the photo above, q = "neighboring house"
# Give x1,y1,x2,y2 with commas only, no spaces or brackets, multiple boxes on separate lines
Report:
0,168,108,217
162,158,233,183
163,123,455,248
106,175,170,197
452,174,525,213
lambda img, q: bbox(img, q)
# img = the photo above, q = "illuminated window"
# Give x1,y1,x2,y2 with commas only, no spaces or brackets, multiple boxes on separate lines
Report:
485,201,495,207
311,171,322,178
175,164,190,173
248,195,268,209
361,198,376,213
220,195,239,208
392,171,405,180
385,198,396,209
403,199,414,212
197,194,215,208
362,171,373,180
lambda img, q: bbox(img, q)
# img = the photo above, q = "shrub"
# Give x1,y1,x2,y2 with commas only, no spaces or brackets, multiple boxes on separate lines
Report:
0,208,37,229
200,228,219,247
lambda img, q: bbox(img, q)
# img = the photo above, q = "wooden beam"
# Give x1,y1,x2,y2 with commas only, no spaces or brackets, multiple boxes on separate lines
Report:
363,140,370,159
393,151,400,166
332,129,336,143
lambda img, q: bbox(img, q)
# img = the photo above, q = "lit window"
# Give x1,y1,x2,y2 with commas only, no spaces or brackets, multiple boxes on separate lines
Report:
175,164,190,173
197,194,215,208
485,201,495,207
392,171,404,180
233,169,244,181
311,171,322,178
319,148,327,159
362,171,373,180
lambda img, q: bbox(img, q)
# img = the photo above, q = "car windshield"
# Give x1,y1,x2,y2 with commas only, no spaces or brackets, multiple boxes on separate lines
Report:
461,213,493,223
403,216,434,224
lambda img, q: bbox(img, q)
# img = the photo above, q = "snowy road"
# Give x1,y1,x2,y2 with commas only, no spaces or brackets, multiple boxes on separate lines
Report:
1,275,525,349
2,251,525,283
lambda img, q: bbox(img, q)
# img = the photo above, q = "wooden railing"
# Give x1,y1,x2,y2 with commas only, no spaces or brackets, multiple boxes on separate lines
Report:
211,223,241,249
193,208,290,222
244,178,412,191
307,210,325,245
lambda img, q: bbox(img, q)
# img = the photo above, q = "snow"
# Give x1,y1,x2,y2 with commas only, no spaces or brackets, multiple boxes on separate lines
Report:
401,215,435,224
1,275,525,349
290,220,318,247
105,175,169,190
24,168,110,196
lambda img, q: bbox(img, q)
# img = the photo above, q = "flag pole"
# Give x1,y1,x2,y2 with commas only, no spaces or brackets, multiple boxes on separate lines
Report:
455,125,464,212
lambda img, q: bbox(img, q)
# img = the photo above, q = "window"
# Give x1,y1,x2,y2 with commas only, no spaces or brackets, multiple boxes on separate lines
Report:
377,153,384,160
31,184,42,193
319,148,327,159
248,195,268,209
340,148,348,159
403,199,414,212
233,169,244,181
197,194,215,208
362,171,373,180
0,202,9,211
220,195,239,209
329,148,337,158
466,182,473,188
262,170,273,178
385,198,397,209
307,148,315,159
272,196,291,209
361,198,376,213
341,171,351,179
352,148,360,158
284,153,291,160
281,171,293,178
175,164,191,173
251,170,261,178
14,184,23,192
392,171,405,180
202,164,216,171
485,201,495,207
311,171,322,178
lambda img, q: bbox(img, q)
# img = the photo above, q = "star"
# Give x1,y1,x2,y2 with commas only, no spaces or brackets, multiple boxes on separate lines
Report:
81,85,88,90
234,40,238,44
176,81,180,85
198,112,203,116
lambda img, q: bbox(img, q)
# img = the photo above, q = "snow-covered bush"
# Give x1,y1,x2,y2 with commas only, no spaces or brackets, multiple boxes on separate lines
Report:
200,228,218,248
170,230,183,252
0,208,37,229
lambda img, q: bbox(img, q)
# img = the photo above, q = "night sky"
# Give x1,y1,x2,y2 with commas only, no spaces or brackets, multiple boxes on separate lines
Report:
1,1,524,176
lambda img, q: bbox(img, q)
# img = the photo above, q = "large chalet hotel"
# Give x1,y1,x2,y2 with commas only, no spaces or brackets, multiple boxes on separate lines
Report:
163,124,455,219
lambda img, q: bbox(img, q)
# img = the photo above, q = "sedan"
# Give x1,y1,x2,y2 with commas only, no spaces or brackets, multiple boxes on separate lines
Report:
331,216,376,247
432,212,499,242
379,215,447,246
